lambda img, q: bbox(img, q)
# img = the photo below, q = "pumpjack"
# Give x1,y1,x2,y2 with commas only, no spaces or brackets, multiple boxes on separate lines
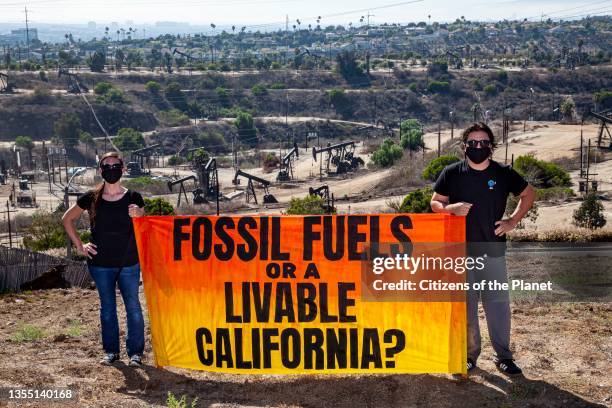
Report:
588,110,612,150
233,169,277,204
277,143,299,182
58,68,89,94
127,144,161,177
309,185,335,214
312,141,364,175
167,157,220,206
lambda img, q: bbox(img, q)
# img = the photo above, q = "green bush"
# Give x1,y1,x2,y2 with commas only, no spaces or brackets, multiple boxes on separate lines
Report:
10,324,45,342
251,83,268,96
573,193,607,229
484,84,497,95
286,195,334,215
398,187,433,213
122,177,168,195
114,128,145,151
270,82,285,89
158,109,190,127
22,211,66,251
422,155,460,181
513,155,571,188
145,80,161,94
144,197,175,216
94,81,113,95
166,392,198,408
167,155,186,166
399,119,424,151
371,139,403,167
535,187,575,202
427,80,450,94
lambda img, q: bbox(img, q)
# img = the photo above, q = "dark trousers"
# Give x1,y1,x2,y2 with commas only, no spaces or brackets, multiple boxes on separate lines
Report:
88,263,144,357
466,256,513,362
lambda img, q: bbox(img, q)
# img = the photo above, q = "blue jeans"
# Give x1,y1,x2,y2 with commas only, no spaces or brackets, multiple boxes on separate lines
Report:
88,263,145,357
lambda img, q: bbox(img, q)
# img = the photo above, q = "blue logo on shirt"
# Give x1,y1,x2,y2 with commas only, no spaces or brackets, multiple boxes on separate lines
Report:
488,179,496,190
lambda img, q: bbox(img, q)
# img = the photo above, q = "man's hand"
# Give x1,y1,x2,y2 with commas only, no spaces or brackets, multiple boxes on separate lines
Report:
128,204,145,218
446,202,473,216
494,218,518,236
78,242,97,259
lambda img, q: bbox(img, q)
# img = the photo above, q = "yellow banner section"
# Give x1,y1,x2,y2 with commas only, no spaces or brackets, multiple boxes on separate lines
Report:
133,214,466,374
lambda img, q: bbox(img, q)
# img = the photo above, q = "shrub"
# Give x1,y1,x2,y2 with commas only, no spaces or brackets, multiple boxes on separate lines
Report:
513,155,571,188
573,193,606,229
122,177,168,195
94,81,113,95
114,128,145,151
398,187,433,213
371,139,403,167
158,109,190,127
422,155,460,181
286,195,334,215
399,119,424,151
167,155,186,166
536,187,575,202
251,83,268,96
263,152,280,172
22,211,66,251
427,80,450,94
145,80,161,94
10,324,45,342
505,196,539,228
270,82,285,89
484,84,497,95
144,197,175,216
167,392,198,408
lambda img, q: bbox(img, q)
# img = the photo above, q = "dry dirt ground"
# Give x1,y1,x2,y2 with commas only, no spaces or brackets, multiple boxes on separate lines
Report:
0,285,610,407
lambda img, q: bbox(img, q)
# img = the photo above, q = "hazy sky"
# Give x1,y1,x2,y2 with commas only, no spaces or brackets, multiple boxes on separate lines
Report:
0,0,609,28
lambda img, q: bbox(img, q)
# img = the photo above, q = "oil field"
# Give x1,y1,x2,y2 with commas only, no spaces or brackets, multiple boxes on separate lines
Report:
0,4,611,407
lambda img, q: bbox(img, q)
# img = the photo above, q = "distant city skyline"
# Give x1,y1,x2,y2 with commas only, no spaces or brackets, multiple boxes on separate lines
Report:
0,0,608,29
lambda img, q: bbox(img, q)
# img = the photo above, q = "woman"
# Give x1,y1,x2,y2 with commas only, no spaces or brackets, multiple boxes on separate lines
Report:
62,152,146,367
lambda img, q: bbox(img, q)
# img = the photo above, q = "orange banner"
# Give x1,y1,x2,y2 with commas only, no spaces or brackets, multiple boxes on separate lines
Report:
133,214,466,374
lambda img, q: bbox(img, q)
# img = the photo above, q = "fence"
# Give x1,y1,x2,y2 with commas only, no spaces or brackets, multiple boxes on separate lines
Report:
0,245,91,293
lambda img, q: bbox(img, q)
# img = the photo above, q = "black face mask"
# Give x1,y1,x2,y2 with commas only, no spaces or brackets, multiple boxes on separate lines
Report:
465,146,491,164
101,168,122,184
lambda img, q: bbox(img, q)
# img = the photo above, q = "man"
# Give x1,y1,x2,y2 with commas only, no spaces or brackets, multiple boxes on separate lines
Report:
430,122,535,375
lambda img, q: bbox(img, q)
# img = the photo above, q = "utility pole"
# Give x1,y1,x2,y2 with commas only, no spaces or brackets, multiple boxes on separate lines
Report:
585,139,591,195
24,6,30,61
437,123,441,157
579,132,584,178
1,201,16,248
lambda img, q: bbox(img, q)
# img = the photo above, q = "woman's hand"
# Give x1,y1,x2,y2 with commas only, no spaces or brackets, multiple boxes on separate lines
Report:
128,204,145,218
78,242,97,259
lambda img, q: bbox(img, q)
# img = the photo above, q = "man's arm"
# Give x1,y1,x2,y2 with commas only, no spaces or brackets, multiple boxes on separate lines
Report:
494,185,536,236
430,192,473,216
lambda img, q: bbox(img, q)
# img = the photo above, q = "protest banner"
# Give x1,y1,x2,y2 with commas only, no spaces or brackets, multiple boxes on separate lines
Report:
133,214,466,374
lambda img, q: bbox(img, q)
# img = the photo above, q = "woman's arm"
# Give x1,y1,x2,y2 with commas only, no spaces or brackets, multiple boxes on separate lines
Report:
61,203,97,258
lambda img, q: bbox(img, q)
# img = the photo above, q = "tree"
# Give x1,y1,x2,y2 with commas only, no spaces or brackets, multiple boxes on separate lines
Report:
399,119,424,151
15,136,35,166
144,197,175,215
559,97,575,123
573,193,606,229
371,139,403,167
54,113,81,149
423,155,460,181
114,128,145,151
87,51,106,72
94,81,112,95
335,50,369,86
165,82,187,110
234,111,257,146
145,80,161,95
327,88,353,118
